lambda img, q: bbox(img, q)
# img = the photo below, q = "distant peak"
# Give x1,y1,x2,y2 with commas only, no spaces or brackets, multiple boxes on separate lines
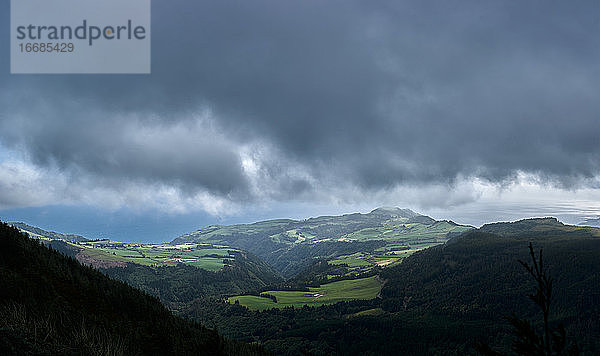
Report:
373,206,400,211
483,217,562,227
479,217,570,237
369,207,419,218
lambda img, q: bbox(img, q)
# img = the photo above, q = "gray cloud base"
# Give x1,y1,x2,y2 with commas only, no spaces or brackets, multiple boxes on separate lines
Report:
0,0,598,210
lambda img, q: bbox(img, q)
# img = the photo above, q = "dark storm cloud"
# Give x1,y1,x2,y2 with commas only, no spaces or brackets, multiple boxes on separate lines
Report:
0,98,248,196
0,0,598,205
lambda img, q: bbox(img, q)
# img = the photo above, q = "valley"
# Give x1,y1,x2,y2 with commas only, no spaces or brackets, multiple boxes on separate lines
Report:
4,210,600,355
172,207,472,277
11,208,471,312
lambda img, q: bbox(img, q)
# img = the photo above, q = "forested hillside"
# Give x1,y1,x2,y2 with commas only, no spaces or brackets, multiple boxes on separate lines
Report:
11,222,283,308
0,221,267,355
180,219,600,355
101,250,282,310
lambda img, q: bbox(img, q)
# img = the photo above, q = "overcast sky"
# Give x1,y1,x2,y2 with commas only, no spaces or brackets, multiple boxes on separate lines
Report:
1,1,599,242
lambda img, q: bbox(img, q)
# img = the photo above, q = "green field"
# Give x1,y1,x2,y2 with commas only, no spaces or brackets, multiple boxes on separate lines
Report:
322,251,404,280
330,253,373,268
65,241,237,271
227,276,382,310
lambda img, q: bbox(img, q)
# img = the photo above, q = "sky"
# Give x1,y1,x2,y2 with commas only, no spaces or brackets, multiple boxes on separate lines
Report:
1,1,599,243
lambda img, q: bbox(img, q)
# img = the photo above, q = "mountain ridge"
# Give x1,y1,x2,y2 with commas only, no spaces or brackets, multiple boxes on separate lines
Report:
172,207,473,277
10,222,89,242
479,217,600,237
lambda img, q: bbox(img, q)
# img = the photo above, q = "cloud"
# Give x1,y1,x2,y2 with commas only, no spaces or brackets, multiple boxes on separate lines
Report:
0,149,241,215
0,0,598,214
0,159,66,209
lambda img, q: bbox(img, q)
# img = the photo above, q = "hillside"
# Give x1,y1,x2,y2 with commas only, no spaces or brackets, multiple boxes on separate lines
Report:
11,222,89,242
101,250,282,310
173,207,472,277
181,218,600,355
0,221,267,355
478,217,600,237
13,223,247,271
12,223,283,305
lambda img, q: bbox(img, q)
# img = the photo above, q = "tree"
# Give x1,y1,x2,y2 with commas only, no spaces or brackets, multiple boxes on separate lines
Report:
477,242,579,356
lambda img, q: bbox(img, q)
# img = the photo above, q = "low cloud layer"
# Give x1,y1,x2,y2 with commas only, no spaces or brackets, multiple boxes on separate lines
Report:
0,1,598,215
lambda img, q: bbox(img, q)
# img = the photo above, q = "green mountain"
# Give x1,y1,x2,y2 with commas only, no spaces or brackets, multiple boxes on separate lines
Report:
181,217,600,355
478,216,600,237
172,207,472,277
0,221,267,355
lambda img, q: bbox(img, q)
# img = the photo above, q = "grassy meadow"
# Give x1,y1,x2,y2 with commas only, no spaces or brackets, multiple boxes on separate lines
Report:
227,276,382,310
64,240,236,270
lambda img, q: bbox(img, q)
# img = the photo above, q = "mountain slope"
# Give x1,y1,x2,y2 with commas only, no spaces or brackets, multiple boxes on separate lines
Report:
11,222,89,242
9,221,283,313
479,217,600,237
181,218,600,355
0,221,266,355
12,221,283,295
101,250,283,309
379,219,600,353
173,207,472,277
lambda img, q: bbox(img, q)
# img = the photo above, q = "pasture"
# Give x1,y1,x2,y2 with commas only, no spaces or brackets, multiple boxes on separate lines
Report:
227,276,381,310
70,241,236,271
